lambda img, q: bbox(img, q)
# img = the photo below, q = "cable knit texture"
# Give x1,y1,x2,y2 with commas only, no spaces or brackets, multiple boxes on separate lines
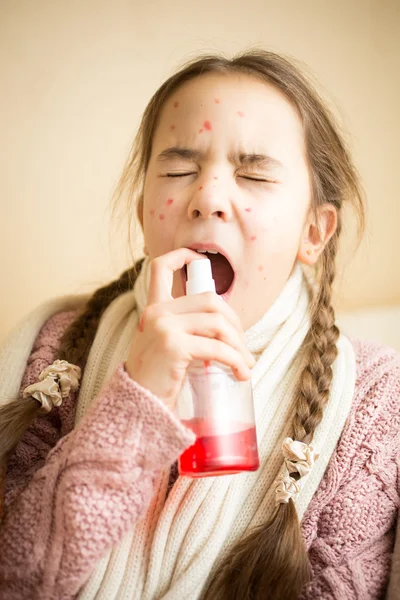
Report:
0,311,399,600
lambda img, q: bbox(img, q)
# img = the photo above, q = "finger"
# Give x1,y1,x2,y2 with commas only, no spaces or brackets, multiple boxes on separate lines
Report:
150,292,243,335
174,312,255,368
147,248,205,305
183,334,252,381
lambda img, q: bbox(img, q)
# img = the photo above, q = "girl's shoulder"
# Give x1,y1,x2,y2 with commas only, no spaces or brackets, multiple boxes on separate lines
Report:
350,337,400,413
351,337,400,378
347,337,400,443
21,309,80,392
301,339,400,598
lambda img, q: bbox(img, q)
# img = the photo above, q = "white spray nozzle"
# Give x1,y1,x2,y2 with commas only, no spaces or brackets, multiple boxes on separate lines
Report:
186,257,216,295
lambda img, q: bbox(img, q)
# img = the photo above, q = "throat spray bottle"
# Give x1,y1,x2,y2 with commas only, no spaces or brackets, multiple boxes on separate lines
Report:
177,258,260,477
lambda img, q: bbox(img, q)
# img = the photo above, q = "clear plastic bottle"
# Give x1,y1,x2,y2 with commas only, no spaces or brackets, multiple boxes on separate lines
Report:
177,258,260,477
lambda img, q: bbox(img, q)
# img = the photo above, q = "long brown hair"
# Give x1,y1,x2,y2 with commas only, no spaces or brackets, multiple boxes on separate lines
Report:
0,50,365,597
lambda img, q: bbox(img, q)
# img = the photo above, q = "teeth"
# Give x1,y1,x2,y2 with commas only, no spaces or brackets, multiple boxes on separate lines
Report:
196,249,218,254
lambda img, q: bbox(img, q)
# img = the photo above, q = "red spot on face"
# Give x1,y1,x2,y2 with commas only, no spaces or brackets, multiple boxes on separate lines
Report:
258,265,264,272
245,207,252,212
199,186,203,190
150,209,155,217
166,198,174,206
203,120,212,131
173,101,179,108
250,235,257,241
199,128,204,133
237,111,245,118
213,176,218,180
214,98,220,104
170,124,176,131
159,213,165,220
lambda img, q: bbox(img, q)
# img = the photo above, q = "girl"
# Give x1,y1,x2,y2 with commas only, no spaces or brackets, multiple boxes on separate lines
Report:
0,50,399,600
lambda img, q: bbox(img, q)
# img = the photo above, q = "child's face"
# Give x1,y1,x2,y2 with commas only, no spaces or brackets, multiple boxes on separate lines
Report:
142,73,312,329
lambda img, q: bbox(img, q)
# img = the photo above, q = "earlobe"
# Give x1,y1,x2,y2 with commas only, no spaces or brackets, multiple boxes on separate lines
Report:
297,204,338,266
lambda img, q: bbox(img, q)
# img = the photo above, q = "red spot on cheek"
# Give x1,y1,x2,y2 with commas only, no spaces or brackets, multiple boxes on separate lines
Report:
237,111,245,118
250,235,257,241
258,265,264,272
199,186,203,190
137,359,143,371
166,198,174,206
245,207,252,212
203,120,212,131
213,176,218,180
170,124,176,131
159,213,165,220
199,128,204,133
214,98,220,104
150,209,155,217
173,101,179,108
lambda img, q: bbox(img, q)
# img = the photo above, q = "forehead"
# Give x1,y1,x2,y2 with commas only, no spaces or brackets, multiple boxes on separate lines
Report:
153,72,306,160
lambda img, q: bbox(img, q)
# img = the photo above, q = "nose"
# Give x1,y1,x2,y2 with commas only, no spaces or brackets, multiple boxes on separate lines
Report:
188,181,233,222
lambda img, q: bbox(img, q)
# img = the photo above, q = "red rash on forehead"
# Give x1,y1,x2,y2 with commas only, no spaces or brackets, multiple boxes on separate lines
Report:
159,213,165,220
214,98,220,104
166,198,174,206
199,186,203,190
170,125,176,131
173,101,179,108
204,120,212,130
237,111,245,118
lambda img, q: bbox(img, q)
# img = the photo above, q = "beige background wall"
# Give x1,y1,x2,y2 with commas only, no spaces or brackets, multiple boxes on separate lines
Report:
0,0,399,343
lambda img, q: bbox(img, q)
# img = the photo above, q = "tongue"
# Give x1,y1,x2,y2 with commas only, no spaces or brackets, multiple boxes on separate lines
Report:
206,252,234,295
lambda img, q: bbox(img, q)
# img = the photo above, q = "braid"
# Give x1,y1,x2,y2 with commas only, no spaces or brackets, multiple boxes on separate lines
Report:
203,235,342,600
292,232,340,444
0,259,144,521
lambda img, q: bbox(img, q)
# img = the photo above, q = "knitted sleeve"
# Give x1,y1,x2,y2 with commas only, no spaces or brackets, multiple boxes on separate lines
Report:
4,311,79,509
0,314,196,600
387,455,400,600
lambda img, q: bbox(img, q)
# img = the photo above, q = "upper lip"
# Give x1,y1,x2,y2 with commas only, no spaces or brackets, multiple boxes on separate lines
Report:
184,242,235,272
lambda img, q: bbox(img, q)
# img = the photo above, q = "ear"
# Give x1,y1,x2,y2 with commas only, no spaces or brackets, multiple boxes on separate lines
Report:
297,204,338,266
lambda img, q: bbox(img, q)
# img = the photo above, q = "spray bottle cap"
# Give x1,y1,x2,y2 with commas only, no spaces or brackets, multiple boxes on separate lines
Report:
186,257,216,295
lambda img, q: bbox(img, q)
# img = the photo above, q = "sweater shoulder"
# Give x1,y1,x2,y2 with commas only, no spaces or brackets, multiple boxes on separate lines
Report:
32,310,80,352
352,337,400,373
351,337,400,401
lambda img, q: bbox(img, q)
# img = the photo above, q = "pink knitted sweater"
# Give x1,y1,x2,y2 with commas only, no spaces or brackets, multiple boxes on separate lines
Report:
0,310,399,600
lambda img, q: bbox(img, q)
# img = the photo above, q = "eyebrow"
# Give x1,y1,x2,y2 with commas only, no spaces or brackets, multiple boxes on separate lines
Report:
156,147,284,169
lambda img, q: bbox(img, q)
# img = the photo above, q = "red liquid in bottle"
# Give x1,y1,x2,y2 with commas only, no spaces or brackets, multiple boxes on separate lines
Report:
179,418,260,477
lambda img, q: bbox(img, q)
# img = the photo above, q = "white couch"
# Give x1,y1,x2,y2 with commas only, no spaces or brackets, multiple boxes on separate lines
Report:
336,306,400,353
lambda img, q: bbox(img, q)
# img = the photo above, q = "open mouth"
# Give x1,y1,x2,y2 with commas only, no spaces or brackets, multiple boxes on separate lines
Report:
183,249,235,296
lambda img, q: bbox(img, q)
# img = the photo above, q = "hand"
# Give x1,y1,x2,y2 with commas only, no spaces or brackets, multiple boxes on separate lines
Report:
125,248,255,411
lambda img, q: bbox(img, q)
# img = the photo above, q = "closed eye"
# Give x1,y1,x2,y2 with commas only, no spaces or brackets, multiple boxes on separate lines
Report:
240,176,273,182
166,172,197,178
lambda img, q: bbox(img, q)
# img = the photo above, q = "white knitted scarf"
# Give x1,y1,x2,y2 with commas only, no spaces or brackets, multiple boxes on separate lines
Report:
0,260,356,600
